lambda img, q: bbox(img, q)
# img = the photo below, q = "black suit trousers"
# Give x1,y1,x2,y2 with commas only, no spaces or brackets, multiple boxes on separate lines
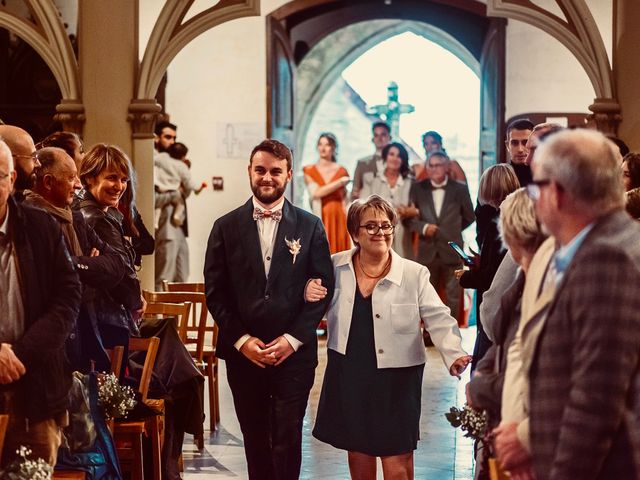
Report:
226,358,315,480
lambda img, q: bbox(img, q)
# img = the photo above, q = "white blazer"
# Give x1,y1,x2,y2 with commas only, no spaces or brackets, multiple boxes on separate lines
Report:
325,248,466,369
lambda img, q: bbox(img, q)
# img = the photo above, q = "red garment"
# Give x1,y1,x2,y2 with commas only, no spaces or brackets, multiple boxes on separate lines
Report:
303,165,351,254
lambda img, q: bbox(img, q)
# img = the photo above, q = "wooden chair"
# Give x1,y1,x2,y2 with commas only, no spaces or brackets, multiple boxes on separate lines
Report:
0,414,7,462
113,336,161,480
150,286,220,429
143,301,192,342
106,345,124,379
489,458,511,480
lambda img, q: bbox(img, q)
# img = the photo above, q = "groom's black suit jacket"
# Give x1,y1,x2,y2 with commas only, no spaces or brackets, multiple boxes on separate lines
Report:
204,198,334,371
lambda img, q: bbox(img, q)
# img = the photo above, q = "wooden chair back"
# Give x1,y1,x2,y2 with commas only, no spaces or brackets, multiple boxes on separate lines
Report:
143,301,192,342
107,345,125,377
488,458,511,480
0,414,8,460
143,291,208,362
162,281,205,294
128,337,160,402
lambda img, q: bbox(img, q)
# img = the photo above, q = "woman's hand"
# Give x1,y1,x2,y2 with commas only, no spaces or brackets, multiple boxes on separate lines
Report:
398,204,419,219
338,176,350,187
449,355,473,378
454,268,466,280
304,278,327,302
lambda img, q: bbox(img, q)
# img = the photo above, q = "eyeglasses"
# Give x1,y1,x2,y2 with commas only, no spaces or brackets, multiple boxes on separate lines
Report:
526,178,552,200
359,223,395,235
11,152,39,163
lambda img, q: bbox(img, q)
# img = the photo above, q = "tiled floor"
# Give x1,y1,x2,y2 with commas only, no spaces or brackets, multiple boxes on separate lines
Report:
182,329,476,479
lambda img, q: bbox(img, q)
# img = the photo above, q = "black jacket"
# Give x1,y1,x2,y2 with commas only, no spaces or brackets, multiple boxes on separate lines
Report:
9,197,81,422
77,192,142,332
204,199,334,371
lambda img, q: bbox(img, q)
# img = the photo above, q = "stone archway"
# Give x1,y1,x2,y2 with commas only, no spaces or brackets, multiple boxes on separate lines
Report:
295,19,481,161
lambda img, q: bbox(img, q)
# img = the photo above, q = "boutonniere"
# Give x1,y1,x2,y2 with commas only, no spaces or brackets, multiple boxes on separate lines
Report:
285,237,301,264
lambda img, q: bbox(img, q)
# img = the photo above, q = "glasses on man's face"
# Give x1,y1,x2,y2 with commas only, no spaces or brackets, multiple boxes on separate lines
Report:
359,223,395,235
427,163,446,169
526,178,552,201
12,152,38,164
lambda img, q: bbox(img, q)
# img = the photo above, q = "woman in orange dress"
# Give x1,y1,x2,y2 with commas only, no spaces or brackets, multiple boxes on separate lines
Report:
303,133,352,253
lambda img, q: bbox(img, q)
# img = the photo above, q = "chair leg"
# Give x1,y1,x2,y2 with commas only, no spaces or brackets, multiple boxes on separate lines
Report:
214,361,220,424
149,417,162,480
133,435,144,480
206,359,216,431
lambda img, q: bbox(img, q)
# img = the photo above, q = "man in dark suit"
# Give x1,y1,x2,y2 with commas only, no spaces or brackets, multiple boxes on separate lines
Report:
204,139,334,480
409,151,475,321
500,129,640,479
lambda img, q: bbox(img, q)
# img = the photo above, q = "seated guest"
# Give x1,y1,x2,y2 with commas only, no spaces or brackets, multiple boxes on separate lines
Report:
0,139,81,466
456,164,520,369
622,153,640,219
309,195,471,479
75,144,144,376
360,142,416,259
465,188,547,479
23,146,128,372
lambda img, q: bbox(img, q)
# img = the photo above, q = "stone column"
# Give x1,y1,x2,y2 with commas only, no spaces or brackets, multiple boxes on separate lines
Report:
614,0,640,150
78,1,155,290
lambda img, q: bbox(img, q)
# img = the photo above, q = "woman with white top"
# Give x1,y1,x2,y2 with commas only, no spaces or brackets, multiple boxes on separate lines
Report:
360,142,415,259
308,195,471,479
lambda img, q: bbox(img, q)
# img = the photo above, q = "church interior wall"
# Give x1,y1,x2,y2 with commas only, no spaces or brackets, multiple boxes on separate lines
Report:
135,0,615,283
504,0,612,121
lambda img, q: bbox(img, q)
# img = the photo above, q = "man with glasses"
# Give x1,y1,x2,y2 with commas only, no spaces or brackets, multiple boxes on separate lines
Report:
0,125,39,201
409,151,475,323
497,129,640,479
0,139,81,467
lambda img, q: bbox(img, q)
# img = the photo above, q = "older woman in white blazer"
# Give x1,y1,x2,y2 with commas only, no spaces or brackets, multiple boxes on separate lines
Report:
308,195,471,479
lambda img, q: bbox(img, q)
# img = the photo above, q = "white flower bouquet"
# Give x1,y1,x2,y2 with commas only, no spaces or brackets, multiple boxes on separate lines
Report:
97,373,137,420
0,446,53,479
445,404,489,441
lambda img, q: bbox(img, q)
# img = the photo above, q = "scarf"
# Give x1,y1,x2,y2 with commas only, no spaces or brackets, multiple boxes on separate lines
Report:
23,190,83,256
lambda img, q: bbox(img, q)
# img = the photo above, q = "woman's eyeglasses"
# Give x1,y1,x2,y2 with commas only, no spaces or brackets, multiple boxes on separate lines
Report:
359,223,395,235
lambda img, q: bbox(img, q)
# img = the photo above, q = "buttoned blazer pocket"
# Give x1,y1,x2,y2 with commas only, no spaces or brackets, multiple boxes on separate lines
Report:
390,303,421,334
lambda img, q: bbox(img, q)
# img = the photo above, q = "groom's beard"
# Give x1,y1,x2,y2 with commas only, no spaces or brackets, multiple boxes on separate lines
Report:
251,180,287,205
14,168,36,191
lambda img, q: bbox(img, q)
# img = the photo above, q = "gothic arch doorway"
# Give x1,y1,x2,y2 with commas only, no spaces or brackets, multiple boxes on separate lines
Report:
267,0,506,203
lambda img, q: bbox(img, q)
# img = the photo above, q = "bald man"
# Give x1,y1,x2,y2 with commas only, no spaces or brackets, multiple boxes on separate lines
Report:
0,140,80,466
0,124,40,200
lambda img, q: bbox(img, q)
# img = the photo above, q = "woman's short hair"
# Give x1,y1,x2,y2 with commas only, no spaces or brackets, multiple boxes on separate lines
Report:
37,131,83,160
478,163,520,209
499,188,547,255
79,144,133,187
381,142,410,178
623,152,640,190
346,195,398,245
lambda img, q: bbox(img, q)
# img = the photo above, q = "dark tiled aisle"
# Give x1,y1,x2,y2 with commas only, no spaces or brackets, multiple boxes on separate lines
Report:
182,329,476,479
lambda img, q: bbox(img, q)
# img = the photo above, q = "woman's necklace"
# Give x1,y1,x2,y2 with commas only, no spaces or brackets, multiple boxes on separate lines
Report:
358,253,391,279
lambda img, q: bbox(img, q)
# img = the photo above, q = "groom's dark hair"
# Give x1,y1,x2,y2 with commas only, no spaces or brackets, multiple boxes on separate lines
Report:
250,139,293,171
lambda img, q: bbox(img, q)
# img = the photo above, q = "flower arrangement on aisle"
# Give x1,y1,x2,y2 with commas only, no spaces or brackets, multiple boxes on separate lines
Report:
97,372,137,420
0,446,53,479
445,404,489,441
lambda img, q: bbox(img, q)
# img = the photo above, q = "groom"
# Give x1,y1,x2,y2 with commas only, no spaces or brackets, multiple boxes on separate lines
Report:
204,139,334,480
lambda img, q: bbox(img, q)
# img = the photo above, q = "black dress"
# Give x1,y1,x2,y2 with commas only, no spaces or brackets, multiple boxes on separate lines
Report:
313,288,424,456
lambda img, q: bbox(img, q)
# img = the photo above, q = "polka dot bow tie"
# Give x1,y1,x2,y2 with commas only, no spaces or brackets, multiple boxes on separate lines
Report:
253,208,282,222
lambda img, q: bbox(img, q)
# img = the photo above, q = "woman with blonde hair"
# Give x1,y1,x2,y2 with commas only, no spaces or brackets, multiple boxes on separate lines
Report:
457,163,520,369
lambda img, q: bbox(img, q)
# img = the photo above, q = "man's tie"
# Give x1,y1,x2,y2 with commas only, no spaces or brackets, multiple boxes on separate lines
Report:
253,207,282,222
